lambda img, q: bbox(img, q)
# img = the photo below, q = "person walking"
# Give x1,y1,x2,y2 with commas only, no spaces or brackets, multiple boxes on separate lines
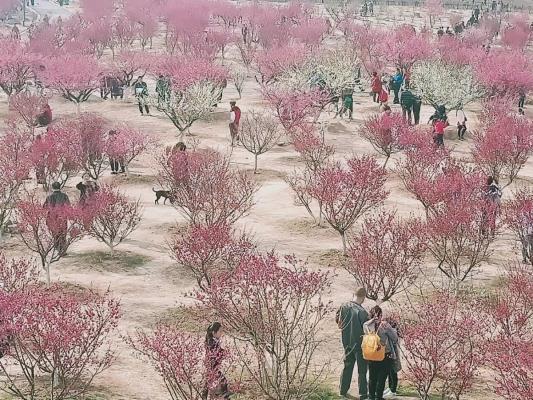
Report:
457,111,467,140
229,101,241,146
108,130,126,175
340,88,354,120
412,93,422,125
363,306,399,400
76,174,99,205
371,72,382,103
518,89,526,110
382,317,402,399
400,84,415,124
202,322,232,400
44,182,71,256
391,68,403,104
156,75,170,108
337,287,369,400
133,76,150,116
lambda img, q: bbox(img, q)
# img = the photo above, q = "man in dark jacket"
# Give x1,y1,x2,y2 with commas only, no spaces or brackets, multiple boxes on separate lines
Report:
44,182,71,256
134,76,150,115
337,287,369,399
400,85,416,125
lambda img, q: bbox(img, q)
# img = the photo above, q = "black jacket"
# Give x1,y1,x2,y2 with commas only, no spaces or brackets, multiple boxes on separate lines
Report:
44,190,70,207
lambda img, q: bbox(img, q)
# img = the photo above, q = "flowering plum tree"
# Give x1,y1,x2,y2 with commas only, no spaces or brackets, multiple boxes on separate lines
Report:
239,111,281,173
105,125,150,174
197,252,332,400
472,112,533,188
0,252,38,293
347,211,427,303
402,292,485,400
346,24,387,76
309,155,388,254
84,186,143,256
8,92,47,137
16,198,85,285
502,187,533,265
170,223,255,291
40,54,103,113
359,112,412,168
411,60,485,111
0,130,32,235
0,39,39,97
0,285,120,400
383,25,432,73
159,150,257,226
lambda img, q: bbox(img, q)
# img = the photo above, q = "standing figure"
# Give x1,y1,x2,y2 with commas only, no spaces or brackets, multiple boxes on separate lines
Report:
391,68,403,104
202,322,232,400
44,182,71,256
371,72,382,103
133,76,150,116
340,88,354,120
229,101,241,146
337,287,369,400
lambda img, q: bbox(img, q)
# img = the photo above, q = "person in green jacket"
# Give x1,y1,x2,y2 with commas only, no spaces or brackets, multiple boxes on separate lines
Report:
340,88,354,120
400,84,416,125
155,75,171,108
336,287,369,399
134,76,150,116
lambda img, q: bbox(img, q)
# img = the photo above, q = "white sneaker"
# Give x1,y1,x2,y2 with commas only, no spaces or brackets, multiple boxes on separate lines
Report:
383,388,392,396
383,391,396,399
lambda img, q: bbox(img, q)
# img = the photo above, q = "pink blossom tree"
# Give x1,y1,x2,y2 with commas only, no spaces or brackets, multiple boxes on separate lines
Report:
501,15,531,50
502,187,533,265
0,285,120,400
83,185,143,256
308,155,388,254
123,0,159,50
74,113,110,180
255,44,309,85
425,0,445,28
114,50,151,86
238,111,281,173
347,211,427,303
346,24,387,76
40,54,103,113
169,223,255,291
105,125,150,174
383,25,432,74
472,112,533,188
425,199,497,286
197,252,332,400
359,112,412,168
0,130,32,235
159,150,257,226
0,252,38,293
30,121,83,190
129,326,235,400
0,38,39,97
482,264,532,400
16,198,86,285
8,92,47,137
402,292,485,400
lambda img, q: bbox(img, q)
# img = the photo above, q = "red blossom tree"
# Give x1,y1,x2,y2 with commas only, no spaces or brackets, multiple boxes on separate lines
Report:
196,252,332,400
84,185,143,256
238,111,281,173
16,198,86,285
40,54,103,113
347,211,427,303
383,25,432,73
255,44,309,84
169,223,255,291
74,113,110,180
402,292,485,400
359,112,413,168
159,150,257,226
114,50,151,86
472,112,533,188
346,23,387,76
0,285,120,400
309,155,388,254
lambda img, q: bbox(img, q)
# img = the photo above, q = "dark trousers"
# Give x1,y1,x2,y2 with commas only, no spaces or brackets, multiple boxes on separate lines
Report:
138,102,150,115
110,159,125,173
457,125,467,139
340,346,368,398
368,356,393,400
372,91,379,103
434,134,444,147
519,96,525,109
388,368,398,393
393,86,400,104
402,106,412,124
413,101,421,125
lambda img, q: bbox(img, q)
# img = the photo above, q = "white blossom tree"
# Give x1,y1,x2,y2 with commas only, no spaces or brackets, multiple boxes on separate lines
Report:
411,60,485,111
239,111,281,173
153,81,222,138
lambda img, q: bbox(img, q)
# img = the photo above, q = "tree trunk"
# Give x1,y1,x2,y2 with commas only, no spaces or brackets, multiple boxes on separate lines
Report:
76,102,81,115
109,244,115,258
341,231,347,255
45,261,51,287
254,154,258,174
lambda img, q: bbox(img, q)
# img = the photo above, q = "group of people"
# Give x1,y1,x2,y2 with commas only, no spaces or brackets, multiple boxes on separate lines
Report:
337,287,400,400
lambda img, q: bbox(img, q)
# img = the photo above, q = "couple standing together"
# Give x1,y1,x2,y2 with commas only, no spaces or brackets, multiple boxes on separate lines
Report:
336,288,400,400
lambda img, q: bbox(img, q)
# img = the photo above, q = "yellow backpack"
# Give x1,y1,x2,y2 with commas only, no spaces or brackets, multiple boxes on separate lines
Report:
362,331,386,361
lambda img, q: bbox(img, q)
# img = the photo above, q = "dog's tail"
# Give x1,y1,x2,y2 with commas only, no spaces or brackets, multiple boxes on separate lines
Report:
152,187,157,193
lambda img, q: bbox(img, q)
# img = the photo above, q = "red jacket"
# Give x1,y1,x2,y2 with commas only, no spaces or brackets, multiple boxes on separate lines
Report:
378,89,388,103
371,76,382,93
232,106,241,125
434,120,448,135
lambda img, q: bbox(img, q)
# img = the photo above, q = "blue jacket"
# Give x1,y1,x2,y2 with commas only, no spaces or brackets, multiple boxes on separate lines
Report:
392,73,404,86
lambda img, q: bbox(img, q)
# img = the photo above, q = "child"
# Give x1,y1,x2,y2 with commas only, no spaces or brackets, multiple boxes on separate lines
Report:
457,116,467,140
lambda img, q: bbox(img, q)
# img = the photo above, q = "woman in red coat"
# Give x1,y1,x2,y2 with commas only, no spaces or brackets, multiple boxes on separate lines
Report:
371,71,382,103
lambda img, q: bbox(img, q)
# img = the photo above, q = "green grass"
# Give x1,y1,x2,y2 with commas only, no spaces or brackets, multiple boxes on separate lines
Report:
72,250,151,273
308,385,344,400
398,385,439,399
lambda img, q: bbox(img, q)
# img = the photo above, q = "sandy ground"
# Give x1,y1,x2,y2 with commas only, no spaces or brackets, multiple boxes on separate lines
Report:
0,1,529,400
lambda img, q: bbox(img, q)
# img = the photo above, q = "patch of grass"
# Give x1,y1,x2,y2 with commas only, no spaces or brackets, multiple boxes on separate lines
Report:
308,385,343,400
159,305,210,333
308,248,349,269
398,384,439,399
72,250,151,273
